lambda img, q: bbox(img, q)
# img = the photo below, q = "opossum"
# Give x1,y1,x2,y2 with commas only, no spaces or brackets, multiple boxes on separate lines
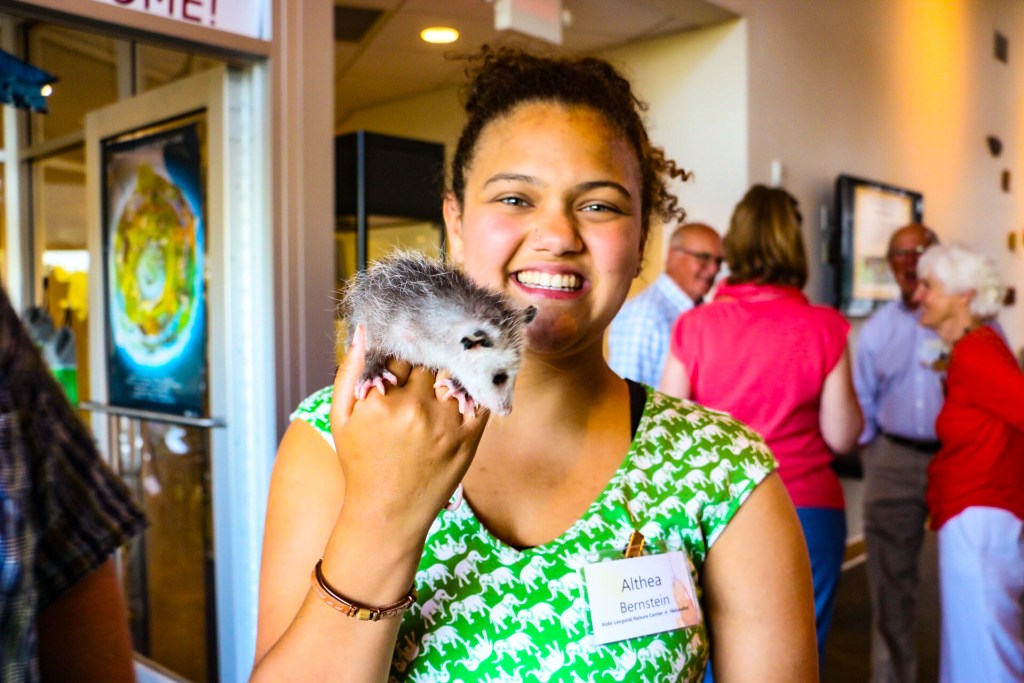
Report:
341,251,537,417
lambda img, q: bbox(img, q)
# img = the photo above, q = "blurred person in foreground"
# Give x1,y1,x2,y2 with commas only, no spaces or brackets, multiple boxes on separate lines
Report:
660,184,863,665
608,222,723,386
0,282,145,683
913,243,1023,683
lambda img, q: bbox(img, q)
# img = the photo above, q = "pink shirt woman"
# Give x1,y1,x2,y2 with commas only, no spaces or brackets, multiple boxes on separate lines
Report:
668,280,850,508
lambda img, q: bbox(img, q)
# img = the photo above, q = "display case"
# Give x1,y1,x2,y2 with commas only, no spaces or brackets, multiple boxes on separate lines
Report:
335,130,445,279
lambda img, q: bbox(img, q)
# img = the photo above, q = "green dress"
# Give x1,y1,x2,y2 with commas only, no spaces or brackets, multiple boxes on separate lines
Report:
293,384,777,682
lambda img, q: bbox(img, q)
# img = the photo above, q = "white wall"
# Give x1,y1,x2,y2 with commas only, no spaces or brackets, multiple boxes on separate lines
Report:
606,21,747,290
336,23,749,295
338,87,464,150
714,0,1024,353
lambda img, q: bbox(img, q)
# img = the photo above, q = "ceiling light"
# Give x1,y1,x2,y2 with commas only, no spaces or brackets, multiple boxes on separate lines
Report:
420,27,459,44
41,84,53,97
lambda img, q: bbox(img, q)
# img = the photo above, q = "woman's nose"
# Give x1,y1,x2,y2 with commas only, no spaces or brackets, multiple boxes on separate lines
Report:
911,283,925,304
531,208,583,254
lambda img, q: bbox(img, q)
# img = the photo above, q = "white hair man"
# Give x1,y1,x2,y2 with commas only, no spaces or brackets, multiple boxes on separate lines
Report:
608,222,723,387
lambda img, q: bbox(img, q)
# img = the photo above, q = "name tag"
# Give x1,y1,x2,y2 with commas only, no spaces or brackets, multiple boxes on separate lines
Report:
582,551,702,645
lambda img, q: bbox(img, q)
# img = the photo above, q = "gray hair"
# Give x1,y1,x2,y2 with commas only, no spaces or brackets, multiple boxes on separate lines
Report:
917,244,1004,320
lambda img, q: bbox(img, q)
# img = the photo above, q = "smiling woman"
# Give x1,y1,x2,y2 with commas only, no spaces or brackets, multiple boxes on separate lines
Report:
253,46,817,683
912,243,1024,683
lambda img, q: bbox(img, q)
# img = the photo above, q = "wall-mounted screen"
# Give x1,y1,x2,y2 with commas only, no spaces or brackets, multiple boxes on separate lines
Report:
834,174,923,316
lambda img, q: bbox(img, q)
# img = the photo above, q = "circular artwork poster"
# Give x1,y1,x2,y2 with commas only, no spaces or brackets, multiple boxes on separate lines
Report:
104,119,206,417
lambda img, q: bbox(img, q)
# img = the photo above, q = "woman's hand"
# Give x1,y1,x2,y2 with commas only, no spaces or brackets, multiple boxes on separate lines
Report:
329,326,491,536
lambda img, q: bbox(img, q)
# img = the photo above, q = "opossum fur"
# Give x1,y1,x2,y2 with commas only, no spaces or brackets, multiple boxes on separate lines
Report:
340,251,536,416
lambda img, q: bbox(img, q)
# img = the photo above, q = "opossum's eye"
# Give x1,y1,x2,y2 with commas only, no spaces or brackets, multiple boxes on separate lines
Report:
461,331,494,349
493,372,508,386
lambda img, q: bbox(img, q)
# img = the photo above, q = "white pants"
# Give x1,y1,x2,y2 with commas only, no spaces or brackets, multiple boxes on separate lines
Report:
938,506,1024,683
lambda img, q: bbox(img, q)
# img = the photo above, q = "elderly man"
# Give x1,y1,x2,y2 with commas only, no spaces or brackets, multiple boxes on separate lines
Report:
608,222,723,387
854,223,942,683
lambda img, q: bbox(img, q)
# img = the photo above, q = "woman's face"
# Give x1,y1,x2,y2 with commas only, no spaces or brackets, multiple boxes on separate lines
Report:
445,102,644,356
913,274,969,341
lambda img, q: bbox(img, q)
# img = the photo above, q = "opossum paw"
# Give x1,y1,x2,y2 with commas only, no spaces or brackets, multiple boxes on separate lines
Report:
443,482,464,511
433,379,478,417
354,371,397,400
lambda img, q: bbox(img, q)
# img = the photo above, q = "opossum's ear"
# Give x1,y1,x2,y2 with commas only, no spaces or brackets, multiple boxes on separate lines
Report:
522,306,538,324
461,330,494,350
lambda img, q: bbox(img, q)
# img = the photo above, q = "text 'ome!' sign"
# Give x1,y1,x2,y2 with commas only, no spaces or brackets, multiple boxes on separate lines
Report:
90,0,270,40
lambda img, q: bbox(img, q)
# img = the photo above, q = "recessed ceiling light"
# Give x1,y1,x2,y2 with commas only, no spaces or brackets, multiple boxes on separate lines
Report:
420,27,459,44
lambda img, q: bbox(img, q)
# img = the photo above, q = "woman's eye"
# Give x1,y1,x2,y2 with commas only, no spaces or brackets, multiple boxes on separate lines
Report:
580,202,622,214
498,196,529,207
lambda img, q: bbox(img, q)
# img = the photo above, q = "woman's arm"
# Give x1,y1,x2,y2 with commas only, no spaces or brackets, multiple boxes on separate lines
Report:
702,473,817,682
659,352,692,399
253,331,490,681
820,345,863,454
37,558,136,683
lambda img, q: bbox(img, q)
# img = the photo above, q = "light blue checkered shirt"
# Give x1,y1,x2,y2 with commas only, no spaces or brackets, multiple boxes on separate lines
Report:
607,273,696,387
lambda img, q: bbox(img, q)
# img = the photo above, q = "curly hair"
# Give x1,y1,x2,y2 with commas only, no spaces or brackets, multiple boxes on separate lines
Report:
917,243,1005,320
724,184,808,288
449,45,689,241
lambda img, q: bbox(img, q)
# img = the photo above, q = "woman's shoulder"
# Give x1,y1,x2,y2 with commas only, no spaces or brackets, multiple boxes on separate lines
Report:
637,389,778,548
798,300,850,345
290,385,335,438
954,325,1015,368
640,389,776,472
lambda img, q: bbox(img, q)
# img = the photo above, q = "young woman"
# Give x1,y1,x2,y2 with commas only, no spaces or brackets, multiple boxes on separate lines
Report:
252,48,816,682
660,185,863,664
914,244,1024,683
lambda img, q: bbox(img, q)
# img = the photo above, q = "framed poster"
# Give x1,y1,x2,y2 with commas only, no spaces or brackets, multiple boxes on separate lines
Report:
834,174,923,316
102,112,208,417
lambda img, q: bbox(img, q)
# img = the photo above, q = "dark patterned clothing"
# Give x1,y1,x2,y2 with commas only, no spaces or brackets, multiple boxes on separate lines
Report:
294,384,777,681
0,286,146,683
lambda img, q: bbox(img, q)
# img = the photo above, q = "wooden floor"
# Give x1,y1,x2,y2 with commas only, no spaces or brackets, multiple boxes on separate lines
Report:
822,533,940,682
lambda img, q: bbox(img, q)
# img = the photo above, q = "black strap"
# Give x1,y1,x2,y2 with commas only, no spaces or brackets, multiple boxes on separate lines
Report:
626,379,647,439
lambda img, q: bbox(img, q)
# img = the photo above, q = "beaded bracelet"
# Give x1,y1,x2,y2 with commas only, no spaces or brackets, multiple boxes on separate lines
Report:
310,559,417,621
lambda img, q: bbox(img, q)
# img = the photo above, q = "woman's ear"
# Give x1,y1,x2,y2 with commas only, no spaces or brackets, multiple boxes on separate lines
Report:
634,224,651,278
635,233,647,278
443,193,465,265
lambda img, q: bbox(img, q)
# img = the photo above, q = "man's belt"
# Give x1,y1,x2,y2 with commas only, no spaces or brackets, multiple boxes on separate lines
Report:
881,431,942,454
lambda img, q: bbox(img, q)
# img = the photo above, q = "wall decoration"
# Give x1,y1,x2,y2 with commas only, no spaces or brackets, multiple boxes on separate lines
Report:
833,174,924,316
102,113,208,417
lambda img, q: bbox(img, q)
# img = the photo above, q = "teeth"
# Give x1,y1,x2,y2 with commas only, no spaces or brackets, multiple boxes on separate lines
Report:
516,271,581,291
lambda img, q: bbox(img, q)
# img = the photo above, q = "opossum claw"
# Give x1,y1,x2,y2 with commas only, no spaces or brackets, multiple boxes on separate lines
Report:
434,378,478,417
354,371,397,400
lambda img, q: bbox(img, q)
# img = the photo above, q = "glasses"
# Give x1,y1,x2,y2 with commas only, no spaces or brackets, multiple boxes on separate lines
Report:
674,246,725,268
889,244,928,260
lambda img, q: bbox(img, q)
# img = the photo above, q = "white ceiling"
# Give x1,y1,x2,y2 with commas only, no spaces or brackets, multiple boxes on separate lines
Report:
333,0,736,125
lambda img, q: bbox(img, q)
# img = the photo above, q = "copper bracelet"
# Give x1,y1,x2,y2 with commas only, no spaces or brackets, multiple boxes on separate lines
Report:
311,559,417,621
